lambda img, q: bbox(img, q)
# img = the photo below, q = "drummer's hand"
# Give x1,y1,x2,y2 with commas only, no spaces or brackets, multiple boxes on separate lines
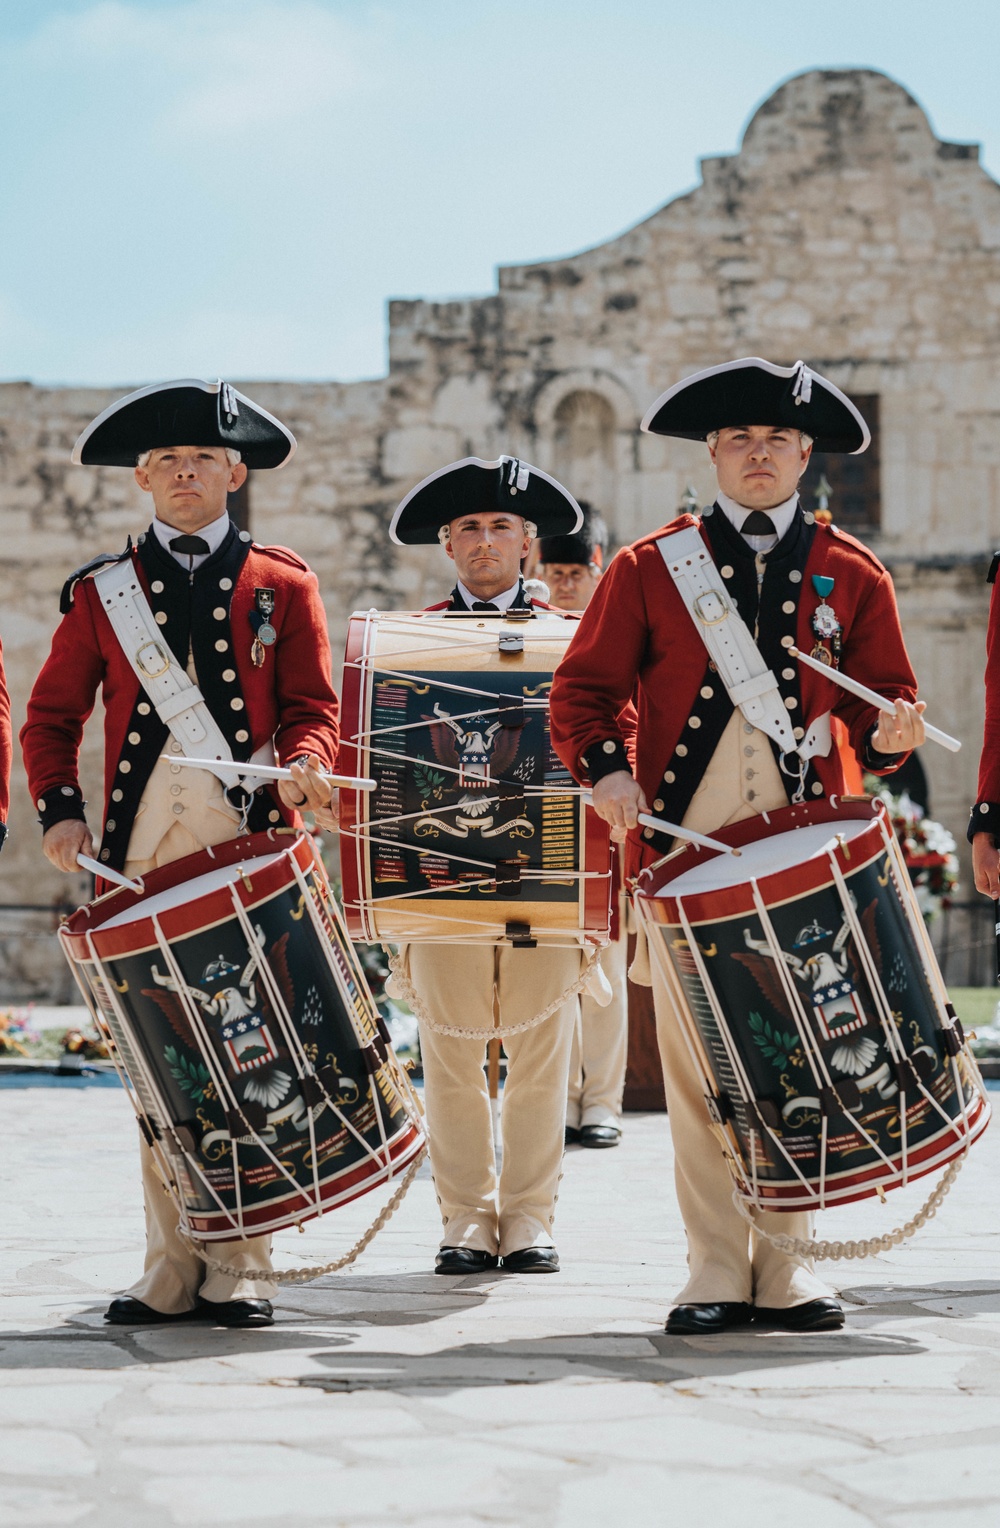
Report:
279,754,333,815
870,699,926,754
591,771,648,843
312,789,340,833
43,819,94,873
973,833,1000,900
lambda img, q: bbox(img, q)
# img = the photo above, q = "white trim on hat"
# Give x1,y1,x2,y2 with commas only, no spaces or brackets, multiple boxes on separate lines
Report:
639,356,871,454
71,377,297,467
388,454,583,546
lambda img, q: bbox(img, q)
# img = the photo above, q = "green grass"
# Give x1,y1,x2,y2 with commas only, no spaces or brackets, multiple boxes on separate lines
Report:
948,986,999,1036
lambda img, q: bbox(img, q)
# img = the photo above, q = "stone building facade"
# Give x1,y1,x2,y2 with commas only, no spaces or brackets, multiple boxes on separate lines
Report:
2,66,999,991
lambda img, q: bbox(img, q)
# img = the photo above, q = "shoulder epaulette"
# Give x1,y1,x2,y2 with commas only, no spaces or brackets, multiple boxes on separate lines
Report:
988,552,1000,585
60,539,134,614
825,522,888,574
252,543,310,572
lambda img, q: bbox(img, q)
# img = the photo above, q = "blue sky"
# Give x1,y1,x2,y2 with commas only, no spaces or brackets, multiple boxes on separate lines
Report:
2,0,999,384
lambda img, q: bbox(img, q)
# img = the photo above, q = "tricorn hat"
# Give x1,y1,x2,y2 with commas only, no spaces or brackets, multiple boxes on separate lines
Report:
641,358,870,455
389,456,582,546
72,378,296,469
537,503,608,568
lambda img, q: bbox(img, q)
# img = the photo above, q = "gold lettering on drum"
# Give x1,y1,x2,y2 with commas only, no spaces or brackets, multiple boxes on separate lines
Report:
541,795,575,874
290,895,306,921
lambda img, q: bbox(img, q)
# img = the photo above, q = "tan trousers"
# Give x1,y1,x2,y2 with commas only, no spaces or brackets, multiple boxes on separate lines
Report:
640,712,833,1308
121,767,276,1313
567,929,628,1129
406,943,580,1257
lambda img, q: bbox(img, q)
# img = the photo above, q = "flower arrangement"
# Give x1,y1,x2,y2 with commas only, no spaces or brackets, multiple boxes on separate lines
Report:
864,782,959,921
0,1007,40,1057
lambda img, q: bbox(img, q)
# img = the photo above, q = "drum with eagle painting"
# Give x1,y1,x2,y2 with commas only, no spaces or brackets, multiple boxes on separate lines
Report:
59,832,425,1238
634,799,989,1211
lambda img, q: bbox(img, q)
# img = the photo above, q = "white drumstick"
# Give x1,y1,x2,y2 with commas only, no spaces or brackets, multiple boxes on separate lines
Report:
788,647,961,754
161,757,378,790
581,791,738,856
77,854,143,892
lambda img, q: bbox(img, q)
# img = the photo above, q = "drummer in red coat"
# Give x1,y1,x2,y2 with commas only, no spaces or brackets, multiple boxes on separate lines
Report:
549,358,926,1335
0,636,10,853
21,380,338,1329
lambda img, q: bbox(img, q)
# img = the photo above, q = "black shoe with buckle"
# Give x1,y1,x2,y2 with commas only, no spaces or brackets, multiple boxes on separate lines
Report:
501,1247,560,1273
664,1302,753,1335
753,1298,845,1332
434,1247,500,1275
104,1296,198,1325
196,1298,274,1328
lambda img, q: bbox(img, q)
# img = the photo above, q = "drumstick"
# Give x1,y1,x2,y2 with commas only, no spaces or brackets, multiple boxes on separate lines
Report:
77,854,143,893
161,757,377,790
580,791,738,856
788,647,961,753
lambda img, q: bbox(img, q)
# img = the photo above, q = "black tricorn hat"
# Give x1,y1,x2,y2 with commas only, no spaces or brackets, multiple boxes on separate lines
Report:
72,379,296,469
641,358,870,455
389,456,582,546
537,504,609,567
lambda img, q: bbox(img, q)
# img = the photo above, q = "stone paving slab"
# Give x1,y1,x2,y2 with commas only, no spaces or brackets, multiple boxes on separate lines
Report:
0,1084,998,1526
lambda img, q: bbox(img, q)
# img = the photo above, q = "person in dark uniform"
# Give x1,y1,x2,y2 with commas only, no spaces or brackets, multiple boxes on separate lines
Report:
550,358,926,1334
384,456,612,1274
22,379,339,1328
969,550,1000,899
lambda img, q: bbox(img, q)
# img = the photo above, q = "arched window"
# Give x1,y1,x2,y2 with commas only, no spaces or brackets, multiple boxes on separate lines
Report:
553,390,616,512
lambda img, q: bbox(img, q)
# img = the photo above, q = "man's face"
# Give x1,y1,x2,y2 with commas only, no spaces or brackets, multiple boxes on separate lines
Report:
444,512,531,599
538,561,601,611
708,426,811,510
134,446,247,531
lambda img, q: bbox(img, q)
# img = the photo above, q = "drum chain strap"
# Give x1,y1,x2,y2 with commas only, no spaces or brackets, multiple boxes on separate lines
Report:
387,945,602,1039
175,1147,426,1284
730,1152,965,1262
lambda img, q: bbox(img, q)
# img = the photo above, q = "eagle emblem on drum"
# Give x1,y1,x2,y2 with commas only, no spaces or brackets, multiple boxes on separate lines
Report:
413,700,534,840
145,926,297,1112
736,901,883,1080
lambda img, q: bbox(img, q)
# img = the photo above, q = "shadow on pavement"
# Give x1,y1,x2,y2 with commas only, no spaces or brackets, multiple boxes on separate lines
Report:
840,1279,1000,1320
299,1324,927,1394
0,1271,498,1369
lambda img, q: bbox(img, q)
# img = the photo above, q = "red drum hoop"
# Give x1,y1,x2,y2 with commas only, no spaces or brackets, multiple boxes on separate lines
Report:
338,609,612,947
634,798,989,1212
60,831,425,1239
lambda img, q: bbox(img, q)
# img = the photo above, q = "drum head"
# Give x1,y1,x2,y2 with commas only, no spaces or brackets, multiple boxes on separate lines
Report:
99,851,286,929
657,817,874,898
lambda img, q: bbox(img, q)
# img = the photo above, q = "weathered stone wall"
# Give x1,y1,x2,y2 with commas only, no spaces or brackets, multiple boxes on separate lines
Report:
3,66,1000,992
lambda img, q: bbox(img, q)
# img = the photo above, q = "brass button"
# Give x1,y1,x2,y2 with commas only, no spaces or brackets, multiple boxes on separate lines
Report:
100,848,110,861
105,819,115,832
782,668,795,680
794,726,805,740
137,702,151,715
119,761,131,774
643,827,653,840
220,578,233,591
789,569,802,583
676,744,688,757
155,611,168,626
231,698,245,711
785,697,797,710
653,798,665,812
36,797,46,810
223,669,236,682
170,765,181,775
170,785,181,796
172,802,184,814
151,580,164,593
236,729,249,742
781,635,794,649
664,771,675,784
689,716,702,729
744,746,754,758
720,565,734,578
743,723,754,735
112,789,123,802
128,731,140,745
700,686,713,699
812,782,824,796
213,607,226,620
602,740,616,754
215,639,228,652
782,600,795,614
269,810,281,823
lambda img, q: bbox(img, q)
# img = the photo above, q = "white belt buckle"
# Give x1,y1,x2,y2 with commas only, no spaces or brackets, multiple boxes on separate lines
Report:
136,640,171,679
693,590,728,626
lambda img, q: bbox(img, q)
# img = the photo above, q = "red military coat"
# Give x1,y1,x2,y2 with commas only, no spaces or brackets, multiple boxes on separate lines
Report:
21,522,340,872
0,635,10,844
549,507,917,879
971,561,1000,841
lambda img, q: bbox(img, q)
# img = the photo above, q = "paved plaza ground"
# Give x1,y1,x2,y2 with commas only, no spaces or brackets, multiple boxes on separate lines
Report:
1,1077,998,1527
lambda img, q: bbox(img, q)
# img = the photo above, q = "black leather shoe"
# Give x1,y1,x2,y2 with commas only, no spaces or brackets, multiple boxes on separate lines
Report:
104,1296,197,1325
196,1298,274,1328
434,1247,500,1275
580,1124,621,1149
564,1125,582,1146
754,1298,845,1332
501,1247,560,1273
664,1302,753,1335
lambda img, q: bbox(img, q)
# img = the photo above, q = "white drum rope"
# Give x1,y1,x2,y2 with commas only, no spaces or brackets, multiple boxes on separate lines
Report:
387,943,602,1039
731,1151,966,1261
176,1146,427,1284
